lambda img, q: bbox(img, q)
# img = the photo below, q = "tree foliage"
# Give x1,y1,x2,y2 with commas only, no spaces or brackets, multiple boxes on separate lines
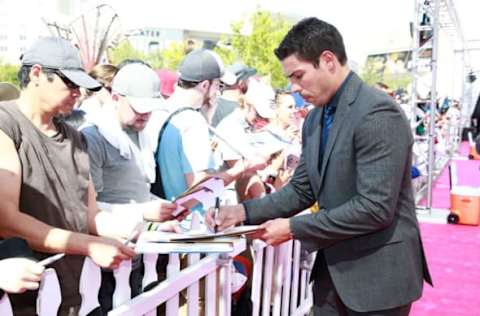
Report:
108,40,145,65
0,60,19,86
161,42,188,71
144,51,164,69
360,58,412,91
359,59,383,87
106,10,292,87
107,40,163,68
215,10,292,88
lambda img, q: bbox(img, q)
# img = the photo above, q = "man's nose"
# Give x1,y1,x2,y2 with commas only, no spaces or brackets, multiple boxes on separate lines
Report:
71,87,81,97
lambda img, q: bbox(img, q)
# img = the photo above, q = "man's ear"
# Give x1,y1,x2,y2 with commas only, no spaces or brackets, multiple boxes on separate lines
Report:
199,80,210,93
29,64,43,85
319,51,336,72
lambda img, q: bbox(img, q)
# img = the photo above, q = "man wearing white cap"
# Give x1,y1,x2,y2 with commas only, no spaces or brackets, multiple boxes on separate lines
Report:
0,36,136,316
216,79,281,201
82,63,172,205
81,63,184,312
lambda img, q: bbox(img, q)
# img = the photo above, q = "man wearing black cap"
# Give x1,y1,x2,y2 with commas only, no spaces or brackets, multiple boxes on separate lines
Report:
156,49,266,223
0,37,136,315
210,62,257,127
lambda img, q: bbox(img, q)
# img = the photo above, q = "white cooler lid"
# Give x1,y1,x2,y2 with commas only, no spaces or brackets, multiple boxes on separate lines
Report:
451,185,480,196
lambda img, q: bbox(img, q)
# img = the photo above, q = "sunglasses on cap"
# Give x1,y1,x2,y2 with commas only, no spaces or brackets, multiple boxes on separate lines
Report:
55,71,80,90
42,67,79,90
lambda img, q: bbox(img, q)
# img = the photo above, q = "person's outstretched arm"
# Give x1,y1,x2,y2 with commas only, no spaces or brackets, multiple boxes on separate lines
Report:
0,130,135,270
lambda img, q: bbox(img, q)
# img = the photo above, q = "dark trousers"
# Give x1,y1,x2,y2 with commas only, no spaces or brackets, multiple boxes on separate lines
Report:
310,254,412,316
98,262,144,313
311,304,412,316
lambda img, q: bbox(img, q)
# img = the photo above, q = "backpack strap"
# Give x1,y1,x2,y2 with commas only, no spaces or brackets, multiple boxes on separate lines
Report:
150,107,197,198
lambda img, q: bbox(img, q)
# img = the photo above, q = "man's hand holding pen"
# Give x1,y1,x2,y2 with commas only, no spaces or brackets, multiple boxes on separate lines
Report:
206,204,293,246
206,204,246,232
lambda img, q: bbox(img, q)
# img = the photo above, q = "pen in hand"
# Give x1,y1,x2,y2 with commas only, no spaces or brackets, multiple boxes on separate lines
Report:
124,222,144,246
213,197,220,233
38,253,65,266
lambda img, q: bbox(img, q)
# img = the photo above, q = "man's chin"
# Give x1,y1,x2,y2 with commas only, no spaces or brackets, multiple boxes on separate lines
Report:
132,123,147,131
57,105,75,116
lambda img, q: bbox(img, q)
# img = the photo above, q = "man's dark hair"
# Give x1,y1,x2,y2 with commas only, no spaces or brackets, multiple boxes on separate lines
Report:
117,59,152,69
17,65,56,89
177,78,200,89
177,78,213,90
17,65,32,89
274,17,347,66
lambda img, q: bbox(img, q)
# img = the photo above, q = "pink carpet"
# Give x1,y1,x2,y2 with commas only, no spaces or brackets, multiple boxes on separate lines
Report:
419,142,480,209
413,142,480,315
411,223,480,316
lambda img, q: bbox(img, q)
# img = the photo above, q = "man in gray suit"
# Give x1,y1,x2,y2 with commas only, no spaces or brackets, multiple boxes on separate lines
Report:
207,17,432,315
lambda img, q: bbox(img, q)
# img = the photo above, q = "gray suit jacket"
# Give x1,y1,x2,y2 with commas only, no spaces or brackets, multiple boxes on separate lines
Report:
243,73,432,312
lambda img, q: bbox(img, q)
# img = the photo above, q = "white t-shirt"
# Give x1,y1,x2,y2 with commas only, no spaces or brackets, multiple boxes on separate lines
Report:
157,107,214,201
216,109,254,161
216,109,286,162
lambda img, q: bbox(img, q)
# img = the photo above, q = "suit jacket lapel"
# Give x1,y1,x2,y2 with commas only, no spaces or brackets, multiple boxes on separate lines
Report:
318,73,362,194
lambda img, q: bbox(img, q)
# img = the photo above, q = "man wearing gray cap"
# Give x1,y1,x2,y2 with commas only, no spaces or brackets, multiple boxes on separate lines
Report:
0,37,137,315
211,62,257,127
155,49,266,224
81,63,184,312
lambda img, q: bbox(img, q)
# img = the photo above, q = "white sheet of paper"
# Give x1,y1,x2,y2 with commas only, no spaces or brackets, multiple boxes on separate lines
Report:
173,177,225,215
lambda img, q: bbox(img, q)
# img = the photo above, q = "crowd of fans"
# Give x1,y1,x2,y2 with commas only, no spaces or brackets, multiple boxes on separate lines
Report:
373,81,463,181
0,32,462,315
0,36,311,315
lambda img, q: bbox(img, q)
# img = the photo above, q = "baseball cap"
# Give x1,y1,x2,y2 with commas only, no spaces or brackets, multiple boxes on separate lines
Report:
21,37,101,91
178,49,235,84
244,80,276,119
156,69,178,97
224,62,257,86
112,63,164,114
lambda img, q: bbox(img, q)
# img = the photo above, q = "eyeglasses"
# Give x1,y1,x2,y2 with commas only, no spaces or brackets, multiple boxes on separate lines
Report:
219,82,226,93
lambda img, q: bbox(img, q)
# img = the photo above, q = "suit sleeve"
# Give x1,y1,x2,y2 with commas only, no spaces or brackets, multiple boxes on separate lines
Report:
243,113,317,224
289,101,411,251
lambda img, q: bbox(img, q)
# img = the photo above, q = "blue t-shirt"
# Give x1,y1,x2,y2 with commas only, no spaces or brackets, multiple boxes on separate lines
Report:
157,109,214,215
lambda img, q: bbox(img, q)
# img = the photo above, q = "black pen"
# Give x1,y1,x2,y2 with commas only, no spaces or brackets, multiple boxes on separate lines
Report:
214,197,220,233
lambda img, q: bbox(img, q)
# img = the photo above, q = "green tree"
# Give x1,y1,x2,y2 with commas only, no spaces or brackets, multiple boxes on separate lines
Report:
144,51,164,69
215,10,292,88
382,71,412,91
107,40,165,68
360,58,383,86
161,42,188,70
108,40,146,66
360,58,412,91
0,60,19,86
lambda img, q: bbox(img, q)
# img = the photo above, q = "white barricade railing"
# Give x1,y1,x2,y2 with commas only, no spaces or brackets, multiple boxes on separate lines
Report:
250,239,315,316
0,238,315,316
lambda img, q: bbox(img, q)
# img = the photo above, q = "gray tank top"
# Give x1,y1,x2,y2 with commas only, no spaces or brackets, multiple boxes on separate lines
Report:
0,101,90,313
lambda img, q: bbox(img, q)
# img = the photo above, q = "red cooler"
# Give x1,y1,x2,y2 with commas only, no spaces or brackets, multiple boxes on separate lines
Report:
450,186,480,226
